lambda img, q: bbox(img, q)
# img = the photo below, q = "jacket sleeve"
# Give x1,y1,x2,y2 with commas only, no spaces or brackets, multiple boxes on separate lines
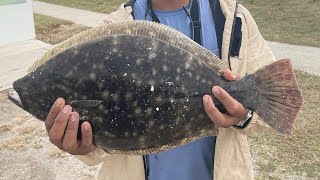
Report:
231,4,276,136
76,147,110,166
98,3,133,25
76,4,134,166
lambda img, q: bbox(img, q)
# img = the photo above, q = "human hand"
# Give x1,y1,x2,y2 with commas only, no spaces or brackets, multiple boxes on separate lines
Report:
202,69,249,128
45,98,96,155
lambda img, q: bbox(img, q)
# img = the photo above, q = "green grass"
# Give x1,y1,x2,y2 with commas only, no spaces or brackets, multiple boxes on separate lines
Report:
250,70,320,179
38,0,320,47
38,0,126,14
33,13,89,44
240,0,320,47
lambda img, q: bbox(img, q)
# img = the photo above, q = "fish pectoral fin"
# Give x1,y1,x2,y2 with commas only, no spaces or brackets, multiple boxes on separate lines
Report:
69,100,103,109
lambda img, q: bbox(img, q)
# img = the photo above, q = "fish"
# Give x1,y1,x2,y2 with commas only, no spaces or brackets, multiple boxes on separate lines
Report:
8,21,303,155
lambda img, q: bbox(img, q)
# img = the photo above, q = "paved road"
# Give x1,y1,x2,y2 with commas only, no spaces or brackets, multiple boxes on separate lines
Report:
33,1,106,27
267,41,320,75
0,40,51,91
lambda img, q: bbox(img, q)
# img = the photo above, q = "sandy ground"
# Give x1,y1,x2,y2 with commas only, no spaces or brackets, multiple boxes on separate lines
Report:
0,89,100,180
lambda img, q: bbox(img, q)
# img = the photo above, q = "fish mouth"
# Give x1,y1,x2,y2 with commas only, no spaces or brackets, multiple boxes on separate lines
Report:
8,89,23,108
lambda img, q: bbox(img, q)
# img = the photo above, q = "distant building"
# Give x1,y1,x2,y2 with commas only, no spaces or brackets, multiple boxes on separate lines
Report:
0,0,35,46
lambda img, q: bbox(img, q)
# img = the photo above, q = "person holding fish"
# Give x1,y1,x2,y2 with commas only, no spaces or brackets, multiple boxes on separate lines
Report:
40,0,300,180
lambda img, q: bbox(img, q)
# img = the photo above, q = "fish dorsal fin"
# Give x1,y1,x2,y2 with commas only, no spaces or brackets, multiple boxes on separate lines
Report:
28,21,228,73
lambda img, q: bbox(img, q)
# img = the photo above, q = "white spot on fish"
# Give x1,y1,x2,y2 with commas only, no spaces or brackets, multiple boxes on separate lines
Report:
98,104,105,111
185,62,191,69
152,68,157,76
148,120,155,127
125,92,132,99
163,65,168,71
181,85,186,91
155,96,162,102
133,101,138,107
175,117,181,124
166,82,174,86
135,108,142,114
112,93,119,101
149,53,156,60
123,73,127,77
150,86,155,92
112,38,118,45
139,137,146,145
156,107,160,111
89,73,96,80
94,117,103,123
146,107,153,115
124,132,129,137
148,80,155,86
104,131,116,138
73,92,78,98
80,95,88,100
184,123,191,130
132,132,138,137
101,91,109,99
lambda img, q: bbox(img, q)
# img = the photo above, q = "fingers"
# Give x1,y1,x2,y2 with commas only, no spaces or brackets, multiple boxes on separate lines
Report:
48,105,72,148
203,95,225,127
212,86,246,119
203,86,248,128
223,69,240,81
45,98,65,133
79,122,96,155
44,98,96,155
62,112,80,152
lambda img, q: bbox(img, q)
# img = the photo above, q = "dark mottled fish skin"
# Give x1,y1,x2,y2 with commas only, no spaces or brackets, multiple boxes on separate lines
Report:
12,33,303,153
13,35,230,150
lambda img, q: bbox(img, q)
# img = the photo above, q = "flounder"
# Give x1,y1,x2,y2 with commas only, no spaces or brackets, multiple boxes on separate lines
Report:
8,21,303,155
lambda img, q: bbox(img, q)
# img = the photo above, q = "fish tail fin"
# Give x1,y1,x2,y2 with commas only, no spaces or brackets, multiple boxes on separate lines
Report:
249,59,303,135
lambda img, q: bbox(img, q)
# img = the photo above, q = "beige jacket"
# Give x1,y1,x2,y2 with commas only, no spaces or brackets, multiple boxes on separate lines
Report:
77,1,276,179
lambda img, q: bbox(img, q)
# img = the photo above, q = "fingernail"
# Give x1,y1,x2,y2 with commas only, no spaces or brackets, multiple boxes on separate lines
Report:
203,95,209,104
55,98,63,106
212,87,220,96
70,113,76,122
62,106,71,114
233,74,237,79
234,73,239,79
83,123,90,131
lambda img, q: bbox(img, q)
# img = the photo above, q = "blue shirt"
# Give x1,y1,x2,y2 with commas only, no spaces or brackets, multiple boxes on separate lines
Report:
134,1,219,180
